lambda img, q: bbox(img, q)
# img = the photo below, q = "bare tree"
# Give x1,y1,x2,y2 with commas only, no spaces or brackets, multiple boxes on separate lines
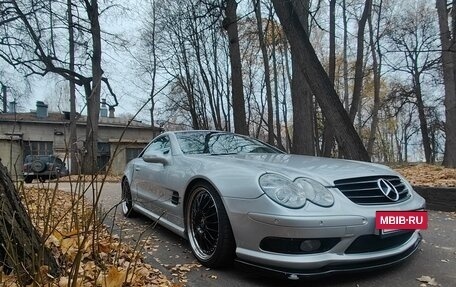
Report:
224,0,248,135
271,0,370,160
366,0,384,157
137,1,160,128
385,2,440,163
67,0,78,174
349,0,372,123
385,83,421,162
436,0,456,167
155,0,230,130
342,0,350,111
321,0,337,157
0,0,117,173
253,0,274,144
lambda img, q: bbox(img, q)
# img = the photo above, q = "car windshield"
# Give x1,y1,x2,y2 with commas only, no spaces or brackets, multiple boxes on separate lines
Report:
175,132,281,155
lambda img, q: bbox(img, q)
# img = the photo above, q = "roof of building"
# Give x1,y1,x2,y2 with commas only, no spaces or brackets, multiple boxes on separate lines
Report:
0,112,162,131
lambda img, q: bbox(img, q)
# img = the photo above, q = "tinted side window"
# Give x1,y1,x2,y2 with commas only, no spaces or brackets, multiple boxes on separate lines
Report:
143,136,170,155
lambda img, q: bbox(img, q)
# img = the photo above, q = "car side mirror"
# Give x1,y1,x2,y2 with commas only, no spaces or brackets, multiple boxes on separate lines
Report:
142,153,170,165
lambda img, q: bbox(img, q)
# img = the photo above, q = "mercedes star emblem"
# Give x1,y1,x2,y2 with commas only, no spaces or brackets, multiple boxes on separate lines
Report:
377,179,400,201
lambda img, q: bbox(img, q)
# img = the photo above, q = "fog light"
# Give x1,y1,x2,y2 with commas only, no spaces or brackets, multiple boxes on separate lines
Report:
300,240,322,252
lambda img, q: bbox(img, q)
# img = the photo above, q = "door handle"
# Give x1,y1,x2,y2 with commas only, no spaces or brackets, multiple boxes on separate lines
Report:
135,167,141,171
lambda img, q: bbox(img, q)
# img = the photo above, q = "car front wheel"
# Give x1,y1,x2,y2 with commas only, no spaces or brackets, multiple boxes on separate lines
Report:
185,183,235,268
121,178,137,217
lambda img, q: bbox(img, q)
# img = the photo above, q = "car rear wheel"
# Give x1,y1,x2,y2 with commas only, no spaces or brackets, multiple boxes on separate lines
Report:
24,176,33,183
185,183,235,268
121,178,137,217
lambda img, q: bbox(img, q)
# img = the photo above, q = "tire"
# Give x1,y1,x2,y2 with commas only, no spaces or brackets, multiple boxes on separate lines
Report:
185,183,235,268
121,178,137,218
31,160,46,173
24,176,33,184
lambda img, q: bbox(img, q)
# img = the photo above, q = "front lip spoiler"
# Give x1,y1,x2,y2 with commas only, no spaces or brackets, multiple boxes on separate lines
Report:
234,233,422,279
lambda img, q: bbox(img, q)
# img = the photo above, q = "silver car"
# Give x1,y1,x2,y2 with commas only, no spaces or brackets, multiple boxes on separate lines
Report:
121,130,426,278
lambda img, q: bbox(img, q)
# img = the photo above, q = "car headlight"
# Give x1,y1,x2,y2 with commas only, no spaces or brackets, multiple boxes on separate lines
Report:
294,178,334,207
259,174,307,208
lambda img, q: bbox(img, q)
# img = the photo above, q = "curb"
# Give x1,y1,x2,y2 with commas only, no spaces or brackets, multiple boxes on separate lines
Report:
413,186,456,212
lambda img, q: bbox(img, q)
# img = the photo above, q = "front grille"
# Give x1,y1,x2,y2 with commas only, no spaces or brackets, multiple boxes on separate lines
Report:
345,231,414,254
334,175,410,205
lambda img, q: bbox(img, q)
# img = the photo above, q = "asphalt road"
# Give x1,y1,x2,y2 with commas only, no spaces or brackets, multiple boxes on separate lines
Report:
55,181,456,287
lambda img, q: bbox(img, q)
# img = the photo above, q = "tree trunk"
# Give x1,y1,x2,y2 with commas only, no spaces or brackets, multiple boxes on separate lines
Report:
224,0,248,135
68,0,78,175
366,2,382,157
414,73,432,163
272,0,370,161
322,0,337,157
436,0,456,167
254,0,274,144
83,0,102,174
349,0,372,122
328,0,336,84
289,0,314,155
291,53,314,155
149,1,157,128
342,0,349,111
0,163,59,283
271,24,285,150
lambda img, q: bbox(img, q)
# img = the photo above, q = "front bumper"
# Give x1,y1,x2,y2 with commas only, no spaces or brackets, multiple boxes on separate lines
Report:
236,233,421,278
223,193,425,275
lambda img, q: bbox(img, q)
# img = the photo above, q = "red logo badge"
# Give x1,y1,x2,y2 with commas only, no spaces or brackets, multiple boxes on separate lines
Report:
376,211,428,230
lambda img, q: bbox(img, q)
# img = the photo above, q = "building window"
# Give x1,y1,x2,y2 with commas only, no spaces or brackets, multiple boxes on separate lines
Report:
23,141,53,158
126,148,143,164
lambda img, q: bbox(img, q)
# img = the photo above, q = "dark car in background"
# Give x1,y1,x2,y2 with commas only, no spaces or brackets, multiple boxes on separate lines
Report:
22,155,69,183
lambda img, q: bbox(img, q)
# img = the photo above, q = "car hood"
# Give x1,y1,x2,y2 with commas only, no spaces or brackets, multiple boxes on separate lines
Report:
202,153,398,186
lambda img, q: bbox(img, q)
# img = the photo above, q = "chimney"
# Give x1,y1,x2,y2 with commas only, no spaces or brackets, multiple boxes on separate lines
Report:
8,100,16,114
100,98,108,117
36,101,48,118
109,106,115,118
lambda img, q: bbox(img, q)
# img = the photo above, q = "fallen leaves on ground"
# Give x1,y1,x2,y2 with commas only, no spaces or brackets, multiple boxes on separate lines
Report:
416,275,439,286
0,186,175,287
169,263,202,284
55,174,121,183
394,164,456,187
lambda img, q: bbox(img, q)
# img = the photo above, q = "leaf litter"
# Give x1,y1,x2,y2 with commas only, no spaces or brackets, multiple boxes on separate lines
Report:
395,164,456,187
0,186,178,287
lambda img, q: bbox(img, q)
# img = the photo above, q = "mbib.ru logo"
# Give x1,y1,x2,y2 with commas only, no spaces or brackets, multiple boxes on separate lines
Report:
376,211,428,231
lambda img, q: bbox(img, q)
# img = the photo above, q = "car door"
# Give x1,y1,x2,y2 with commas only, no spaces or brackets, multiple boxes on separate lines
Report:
131,135,171,216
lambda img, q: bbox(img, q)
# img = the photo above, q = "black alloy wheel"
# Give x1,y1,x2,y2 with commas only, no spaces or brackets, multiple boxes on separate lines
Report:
186,183,235,268
121,178,137,217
